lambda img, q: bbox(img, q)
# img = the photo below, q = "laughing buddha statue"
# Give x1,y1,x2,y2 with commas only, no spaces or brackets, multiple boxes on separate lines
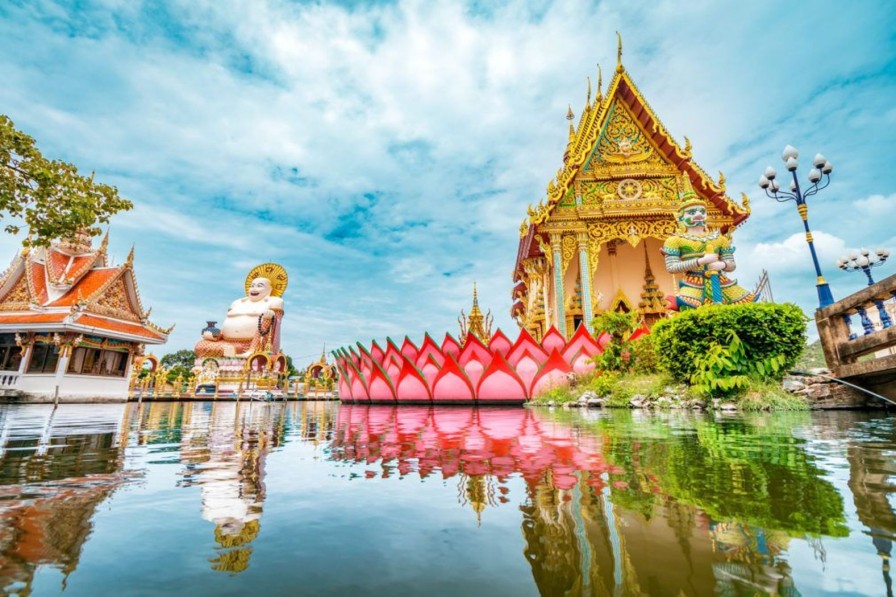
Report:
194,263,288,358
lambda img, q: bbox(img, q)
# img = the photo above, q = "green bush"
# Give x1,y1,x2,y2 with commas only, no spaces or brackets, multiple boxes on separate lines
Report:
652,303,807,383
689,331,789,399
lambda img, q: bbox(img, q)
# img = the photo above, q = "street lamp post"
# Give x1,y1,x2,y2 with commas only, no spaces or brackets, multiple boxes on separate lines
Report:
837,248,893,335
759,145,835,309
837,248,890,286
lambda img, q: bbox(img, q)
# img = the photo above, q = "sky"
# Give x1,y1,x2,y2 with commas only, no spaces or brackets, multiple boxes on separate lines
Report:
0,0,894,363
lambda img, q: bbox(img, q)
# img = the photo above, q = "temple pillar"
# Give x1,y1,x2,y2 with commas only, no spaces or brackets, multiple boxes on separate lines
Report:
550,234,566,337
576,232,594,332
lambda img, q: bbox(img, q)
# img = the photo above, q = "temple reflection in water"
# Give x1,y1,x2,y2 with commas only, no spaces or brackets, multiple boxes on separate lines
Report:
330,406,883,595
1,403,896,595
133,401,336,573
0,404,132,595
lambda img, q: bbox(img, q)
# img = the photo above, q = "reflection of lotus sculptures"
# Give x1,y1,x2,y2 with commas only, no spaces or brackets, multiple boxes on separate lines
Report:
334,325,646,403
330,405,613,490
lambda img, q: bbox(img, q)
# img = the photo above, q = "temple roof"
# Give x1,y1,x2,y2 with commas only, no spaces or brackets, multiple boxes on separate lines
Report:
0,232,170,344
513,39,751,281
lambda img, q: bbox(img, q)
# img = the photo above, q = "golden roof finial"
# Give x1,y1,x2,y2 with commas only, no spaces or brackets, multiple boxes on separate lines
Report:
718,170,727,192
125,244,135,266
586,76,591,105
98,229,110,253
596,64,603,103
740,192,751,214
683,135,692,157
616,31,624,73
566,105,574,121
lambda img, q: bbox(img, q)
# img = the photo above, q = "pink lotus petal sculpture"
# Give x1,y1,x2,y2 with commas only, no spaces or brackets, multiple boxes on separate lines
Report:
335,325,647,404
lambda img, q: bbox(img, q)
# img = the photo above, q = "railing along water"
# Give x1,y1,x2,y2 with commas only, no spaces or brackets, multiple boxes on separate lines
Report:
816,273,896,387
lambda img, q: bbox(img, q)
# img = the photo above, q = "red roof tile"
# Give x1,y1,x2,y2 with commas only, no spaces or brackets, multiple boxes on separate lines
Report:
48,269,118,307
46,250,70,282
28,262,48,304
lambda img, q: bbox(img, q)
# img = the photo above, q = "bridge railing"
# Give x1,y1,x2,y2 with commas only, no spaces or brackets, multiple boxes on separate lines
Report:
816,273,896,379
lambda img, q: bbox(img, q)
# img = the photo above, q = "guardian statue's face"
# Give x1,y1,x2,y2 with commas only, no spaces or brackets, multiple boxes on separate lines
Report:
680,205,707,229
248,278,273,301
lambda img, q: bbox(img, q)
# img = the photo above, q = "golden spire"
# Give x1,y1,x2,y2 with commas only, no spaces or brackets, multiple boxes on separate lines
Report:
616,31,624,73
586,76,591,105
717,170,727,192
125,244,135,266
459,281,493,343
596,64,603,103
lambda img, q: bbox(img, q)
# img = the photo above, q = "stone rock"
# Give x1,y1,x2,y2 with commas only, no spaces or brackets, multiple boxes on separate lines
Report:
804,384,832,399
580,391,599,402
630,394,647,408
808,367,832,375
586,397,605,408
719,402,738,411
781,377,807,393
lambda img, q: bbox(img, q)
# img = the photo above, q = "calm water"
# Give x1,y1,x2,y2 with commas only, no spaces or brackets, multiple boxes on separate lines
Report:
0,403,894,596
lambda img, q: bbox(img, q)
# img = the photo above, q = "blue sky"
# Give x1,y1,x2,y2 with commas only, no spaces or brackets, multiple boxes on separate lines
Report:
1,0,894,362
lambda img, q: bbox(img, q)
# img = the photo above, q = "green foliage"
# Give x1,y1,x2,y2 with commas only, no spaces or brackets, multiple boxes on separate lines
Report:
591,311,639,373
629,334,659,374
161,349,196,370
166,365,192,384
0,114,132,246
533,384,576,404
738,379,810,411
794,339,827,371
689,330,788,399
652,303,807,382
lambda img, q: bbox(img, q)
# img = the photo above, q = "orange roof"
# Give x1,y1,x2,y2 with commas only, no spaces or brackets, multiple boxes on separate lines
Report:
74,314,165,341
0,312,68,324
48,269,118,307
28,262,49,304
67,254,97,282
46,250,70,283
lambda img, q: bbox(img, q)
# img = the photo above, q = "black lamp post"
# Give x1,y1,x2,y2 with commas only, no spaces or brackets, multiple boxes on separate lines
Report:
759,145,835,309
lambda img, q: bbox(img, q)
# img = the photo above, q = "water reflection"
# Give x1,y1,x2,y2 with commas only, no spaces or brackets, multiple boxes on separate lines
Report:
0,404,131,595
131,401,336,573
1,403,895,595
330,406,890,595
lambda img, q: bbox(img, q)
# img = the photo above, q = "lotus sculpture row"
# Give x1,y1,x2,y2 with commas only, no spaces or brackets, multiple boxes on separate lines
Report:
334,325,648,403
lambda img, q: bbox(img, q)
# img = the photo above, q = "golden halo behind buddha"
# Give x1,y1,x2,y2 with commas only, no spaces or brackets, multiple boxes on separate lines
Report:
245,263,288,297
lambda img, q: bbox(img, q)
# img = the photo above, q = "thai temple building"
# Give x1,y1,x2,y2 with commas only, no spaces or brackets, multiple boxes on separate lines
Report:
512,38,750,340
0,230,170,402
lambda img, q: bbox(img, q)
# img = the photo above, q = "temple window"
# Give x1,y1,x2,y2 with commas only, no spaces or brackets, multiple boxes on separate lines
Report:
0,334,22,372
26,342,61,374
67,347,129,377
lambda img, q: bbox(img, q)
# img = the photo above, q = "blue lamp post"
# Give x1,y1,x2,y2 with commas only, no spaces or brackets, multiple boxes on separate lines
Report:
758,145,835,309
837,248,890,286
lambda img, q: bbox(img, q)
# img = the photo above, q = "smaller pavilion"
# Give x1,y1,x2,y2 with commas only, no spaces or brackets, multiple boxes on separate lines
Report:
458,282,494,344
0,230,170,402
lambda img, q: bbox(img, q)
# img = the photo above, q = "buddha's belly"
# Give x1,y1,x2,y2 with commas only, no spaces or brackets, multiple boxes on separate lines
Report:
221,315,259,340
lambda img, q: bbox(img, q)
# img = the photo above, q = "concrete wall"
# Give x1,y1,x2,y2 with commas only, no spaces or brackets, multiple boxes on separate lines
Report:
12,373,128,403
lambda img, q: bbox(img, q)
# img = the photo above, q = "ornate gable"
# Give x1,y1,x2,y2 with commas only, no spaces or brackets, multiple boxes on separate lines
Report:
87,276,141,322
0,274,32,310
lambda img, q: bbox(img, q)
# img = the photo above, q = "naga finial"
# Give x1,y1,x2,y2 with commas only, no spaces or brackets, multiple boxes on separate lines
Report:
586,76,591,105
740,192,751,213
718,170,727,192
596,64,603,101
616,32,624,73
683,136,692,156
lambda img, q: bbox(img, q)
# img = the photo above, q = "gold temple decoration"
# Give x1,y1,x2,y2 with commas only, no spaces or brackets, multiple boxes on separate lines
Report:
459,282,493,343
511,39,750,338
244,263,288,297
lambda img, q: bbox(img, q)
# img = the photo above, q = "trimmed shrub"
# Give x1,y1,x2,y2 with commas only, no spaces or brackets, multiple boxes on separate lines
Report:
652,303,807,382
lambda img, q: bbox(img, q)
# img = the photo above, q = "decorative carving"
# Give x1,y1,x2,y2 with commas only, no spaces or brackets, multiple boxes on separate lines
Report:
560,235,577,273
92,279,141,322
0,276,31,309
595,101,665,167
587,219,679,247
616,179,642,200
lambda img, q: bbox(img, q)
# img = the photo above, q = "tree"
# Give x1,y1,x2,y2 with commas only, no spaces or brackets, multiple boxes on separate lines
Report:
161,349,197,370
0,114,132,246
